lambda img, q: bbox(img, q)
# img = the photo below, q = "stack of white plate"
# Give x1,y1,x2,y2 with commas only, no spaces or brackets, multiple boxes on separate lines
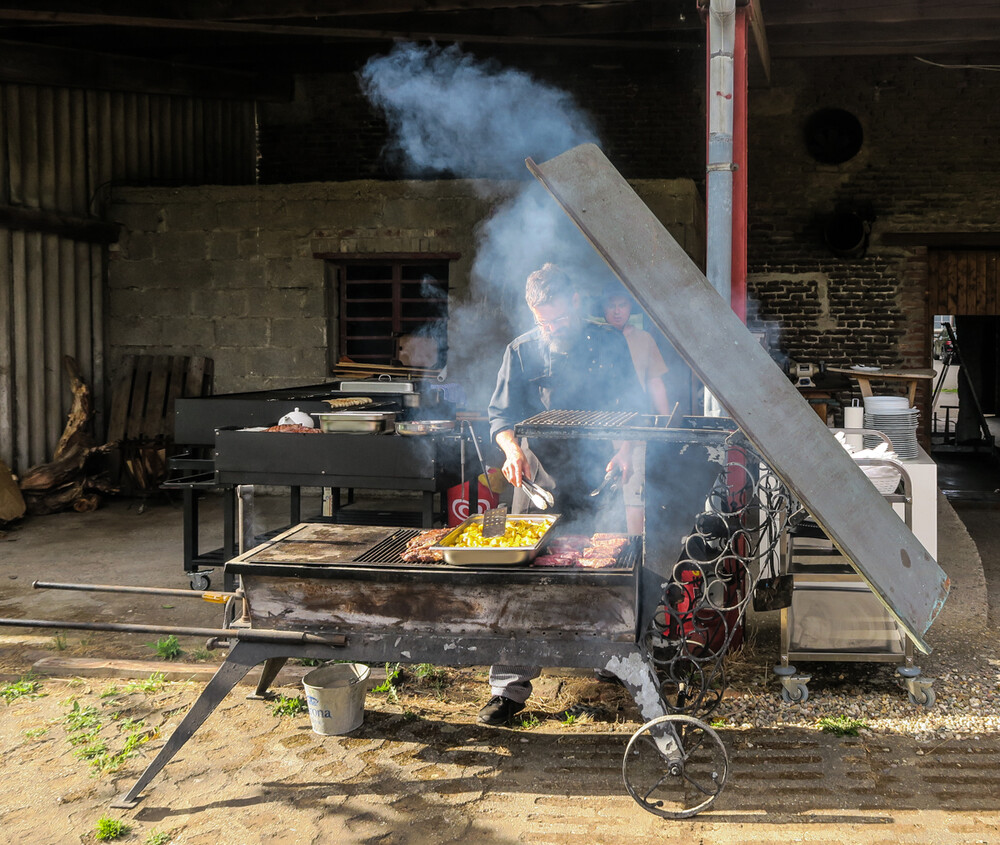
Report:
863,396,919,459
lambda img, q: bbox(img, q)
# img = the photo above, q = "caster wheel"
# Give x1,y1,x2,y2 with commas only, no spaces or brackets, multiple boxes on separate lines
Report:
781,682,809,704
622,714,729,819
190,573,211,591
908,686,935,708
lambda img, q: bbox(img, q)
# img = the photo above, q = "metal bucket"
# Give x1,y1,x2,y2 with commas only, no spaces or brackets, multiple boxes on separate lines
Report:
301,662,370,735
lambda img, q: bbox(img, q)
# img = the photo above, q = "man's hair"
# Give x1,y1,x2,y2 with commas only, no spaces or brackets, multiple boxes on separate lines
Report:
525,263,574,308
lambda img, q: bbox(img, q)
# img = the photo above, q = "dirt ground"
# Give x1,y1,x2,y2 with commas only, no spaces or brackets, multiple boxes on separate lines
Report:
1,494,999,844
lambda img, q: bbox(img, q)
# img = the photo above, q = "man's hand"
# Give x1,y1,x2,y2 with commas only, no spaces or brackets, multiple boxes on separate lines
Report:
496,428,530,487
607,441,635,484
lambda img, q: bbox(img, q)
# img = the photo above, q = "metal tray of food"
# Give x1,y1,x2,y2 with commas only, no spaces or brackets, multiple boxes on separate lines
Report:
338,378,416,394
395,419,455,436
311,411,396,434
431,513,559,565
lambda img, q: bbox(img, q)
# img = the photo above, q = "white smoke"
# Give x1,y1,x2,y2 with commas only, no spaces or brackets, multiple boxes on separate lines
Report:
359,42,598,179
359,43,615,408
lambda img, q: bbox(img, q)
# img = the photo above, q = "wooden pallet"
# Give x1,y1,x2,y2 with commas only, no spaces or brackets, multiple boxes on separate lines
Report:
106,355,213,492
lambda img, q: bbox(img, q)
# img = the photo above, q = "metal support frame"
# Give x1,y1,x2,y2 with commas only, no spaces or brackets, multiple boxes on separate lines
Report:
110,633,665,809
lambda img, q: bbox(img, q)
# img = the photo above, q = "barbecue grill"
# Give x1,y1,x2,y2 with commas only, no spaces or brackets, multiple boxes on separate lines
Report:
168,378,472,588
1,142,950,819
7,414,783,818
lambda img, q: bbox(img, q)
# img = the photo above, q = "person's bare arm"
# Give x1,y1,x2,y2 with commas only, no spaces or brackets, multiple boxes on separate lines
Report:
648,373,671,416
496,428,531,487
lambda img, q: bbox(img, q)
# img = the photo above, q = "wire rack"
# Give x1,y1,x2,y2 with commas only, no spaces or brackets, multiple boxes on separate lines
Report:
642,437,794,718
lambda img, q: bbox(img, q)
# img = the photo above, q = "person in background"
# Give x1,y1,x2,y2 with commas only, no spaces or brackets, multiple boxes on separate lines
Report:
602,284,671,534
480,263,645,726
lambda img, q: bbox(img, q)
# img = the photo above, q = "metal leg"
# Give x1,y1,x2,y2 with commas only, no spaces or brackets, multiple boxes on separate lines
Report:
222,486,237,562
110,640,286,809
422,491,435,528
290,486,302,523
247,656,289,700
603,650,667,723
182,487,198,575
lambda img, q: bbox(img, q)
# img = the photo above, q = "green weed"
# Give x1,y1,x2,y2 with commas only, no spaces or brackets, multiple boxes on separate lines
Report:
148,635,182,660
54,633,68,651
817,715,870,736
145,831,172,845
515,713,540,730
94,816,130,841
710,717,728,728
64,700,101,732
271,695,307,717
23,727,48,739
0,676,44,704
561,713,577,726
121,673,167,694
402,709,419,722
190,648,213,661
296,658,322,666
372,663,401,703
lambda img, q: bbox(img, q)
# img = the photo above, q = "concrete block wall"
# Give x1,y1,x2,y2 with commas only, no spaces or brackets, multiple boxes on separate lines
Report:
107,178,703,407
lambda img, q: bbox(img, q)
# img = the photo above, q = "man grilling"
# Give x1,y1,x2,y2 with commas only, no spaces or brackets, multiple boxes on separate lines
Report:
480,262,645,726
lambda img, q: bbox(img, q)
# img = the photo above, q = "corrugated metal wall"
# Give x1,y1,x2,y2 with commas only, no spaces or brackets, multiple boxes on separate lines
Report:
0,84,255,473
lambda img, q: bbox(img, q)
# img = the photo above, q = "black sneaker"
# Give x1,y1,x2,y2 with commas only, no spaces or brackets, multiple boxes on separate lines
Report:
478,695,525,726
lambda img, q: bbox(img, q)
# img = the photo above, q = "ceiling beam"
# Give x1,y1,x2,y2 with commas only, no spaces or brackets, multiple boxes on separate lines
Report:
763,0,1000,27
0,9,697,50
0,38,291,99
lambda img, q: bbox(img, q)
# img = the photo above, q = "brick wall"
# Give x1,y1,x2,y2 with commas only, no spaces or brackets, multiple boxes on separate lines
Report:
746,55,1000,420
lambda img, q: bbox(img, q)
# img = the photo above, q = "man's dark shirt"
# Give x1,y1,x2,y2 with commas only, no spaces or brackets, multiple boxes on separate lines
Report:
488,319,644,526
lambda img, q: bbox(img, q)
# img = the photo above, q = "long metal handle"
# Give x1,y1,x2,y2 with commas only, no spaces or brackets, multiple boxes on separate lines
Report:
0,615,347,645
33,581,239,603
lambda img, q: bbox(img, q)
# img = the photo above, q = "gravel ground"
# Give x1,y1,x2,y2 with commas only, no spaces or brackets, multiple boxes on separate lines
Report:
710,625,1000,744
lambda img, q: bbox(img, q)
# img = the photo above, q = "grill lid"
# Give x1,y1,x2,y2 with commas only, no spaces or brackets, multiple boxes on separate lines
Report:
526,143,949,652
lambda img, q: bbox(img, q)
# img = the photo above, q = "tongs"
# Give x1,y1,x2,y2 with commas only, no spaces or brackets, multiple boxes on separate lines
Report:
589,466,622,498
521,477,554,511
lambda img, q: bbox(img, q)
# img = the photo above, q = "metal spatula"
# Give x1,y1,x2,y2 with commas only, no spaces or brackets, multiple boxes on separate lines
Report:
481,504,508,538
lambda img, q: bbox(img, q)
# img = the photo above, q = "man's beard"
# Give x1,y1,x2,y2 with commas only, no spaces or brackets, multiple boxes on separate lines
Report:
545,327,580,354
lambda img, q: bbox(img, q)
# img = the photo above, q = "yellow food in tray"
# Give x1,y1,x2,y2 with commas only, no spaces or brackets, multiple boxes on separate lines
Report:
452,518,552,548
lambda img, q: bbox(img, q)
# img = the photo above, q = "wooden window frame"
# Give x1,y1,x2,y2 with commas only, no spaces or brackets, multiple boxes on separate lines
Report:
317,253,456,370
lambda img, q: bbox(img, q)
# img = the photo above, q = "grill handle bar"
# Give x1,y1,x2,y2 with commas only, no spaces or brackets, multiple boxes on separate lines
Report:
33,581,239,603
0,616,347,645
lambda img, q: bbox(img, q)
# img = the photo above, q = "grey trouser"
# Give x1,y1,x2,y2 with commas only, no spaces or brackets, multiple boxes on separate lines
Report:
489,665,541,704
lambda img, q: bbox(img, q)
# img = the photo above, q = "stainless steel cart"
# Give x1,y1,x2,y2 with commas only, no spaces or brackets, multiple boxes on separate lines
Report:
774,431,936,707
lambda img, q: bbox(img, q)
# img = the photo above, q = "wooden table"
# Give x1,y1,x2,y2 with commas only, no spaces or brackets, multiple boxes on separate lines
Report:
827,367,936,406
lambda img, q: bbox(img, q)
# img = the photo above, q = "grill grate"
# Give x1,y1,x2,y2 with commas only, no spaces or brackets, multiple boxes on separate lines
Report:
349,528,639,571
521,409,640,427
352,529,422,563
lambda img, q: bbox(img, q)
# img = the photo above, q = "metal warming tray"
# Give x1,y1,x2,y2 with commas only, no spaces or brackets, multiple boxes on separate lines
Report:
396,419,455,436
432,513,559,565
338,378,416,394
312,411,396,434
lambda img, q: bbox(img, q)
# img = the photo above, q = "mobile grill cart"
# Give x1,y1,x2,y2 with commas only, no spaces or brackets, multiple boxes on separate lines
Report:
5,415,793,819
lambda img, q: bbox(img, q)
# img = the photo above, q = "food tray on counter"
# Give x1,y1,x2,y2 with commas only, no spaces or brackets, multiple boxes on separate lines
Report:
311,411,396,434
431,513,559,565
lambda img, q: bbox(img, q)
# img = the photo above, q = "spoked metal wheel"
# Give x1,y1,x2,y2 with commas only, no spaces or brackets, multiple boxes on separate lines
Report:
622,714,729,819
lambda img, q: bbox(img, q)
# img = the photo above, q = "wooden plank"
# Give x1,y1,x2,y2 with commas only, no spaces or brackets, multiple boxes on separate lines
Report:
988,253,999,316
141,354,170,440
945,251,958,316
527,143,949,651
105,354,135,443
976,251,988,315
957,251,969,315
124,355,154,441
